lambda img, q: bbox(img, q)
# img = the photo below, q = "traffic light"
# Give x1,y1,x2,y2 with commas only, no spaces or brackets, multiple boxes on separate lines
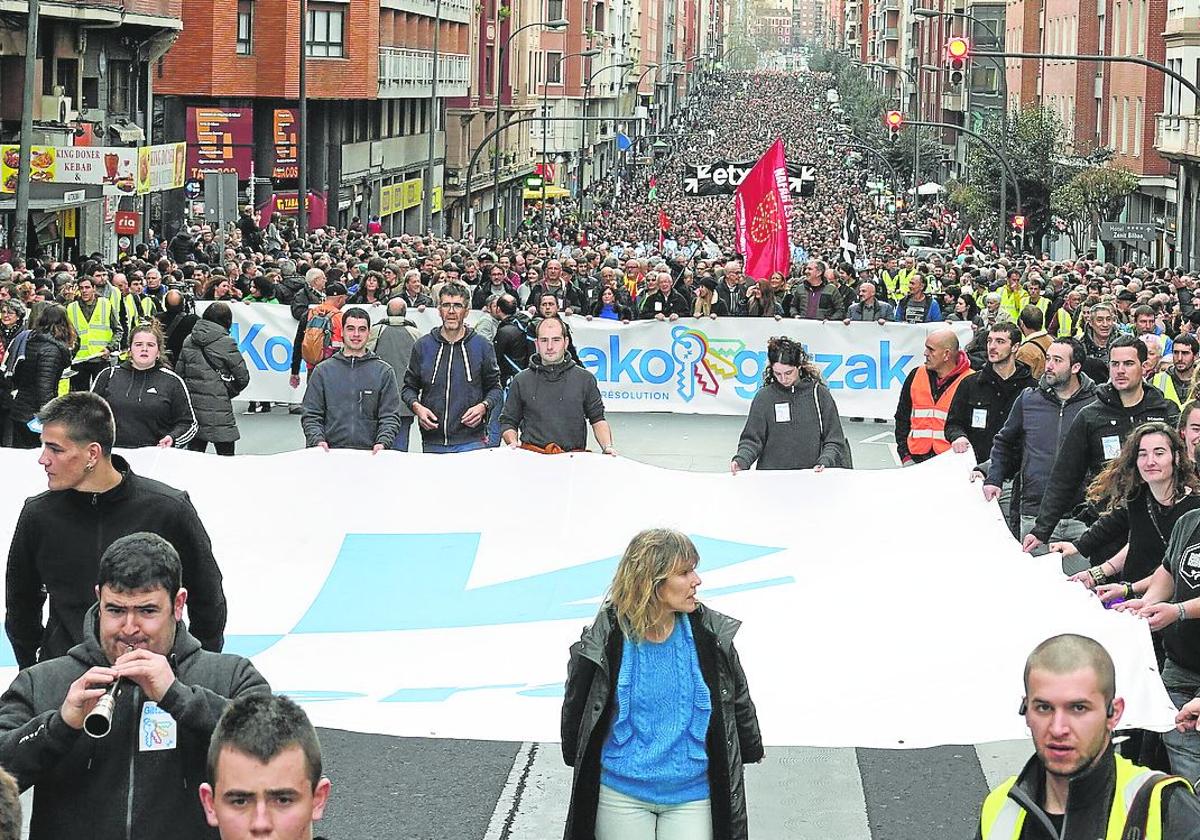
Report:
885,110,904,144
946,36,970,86
1012,214,1026,232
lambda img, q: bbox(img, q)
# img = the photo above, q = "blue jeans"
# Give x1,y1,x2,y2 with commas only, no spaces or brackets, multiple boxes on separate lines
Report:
391,416,415,452
422,439,485,454
1162,660,1200,786
486,388,508,448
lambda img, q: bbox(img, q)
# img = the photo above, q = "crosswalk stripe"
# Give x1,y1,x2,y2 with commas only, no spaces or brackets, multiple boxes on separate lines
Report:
746,747,872,839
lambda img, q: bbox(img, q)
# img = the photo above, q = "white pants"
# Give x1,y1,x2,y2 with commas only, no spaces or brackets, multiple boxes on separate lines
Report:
595,784,713,840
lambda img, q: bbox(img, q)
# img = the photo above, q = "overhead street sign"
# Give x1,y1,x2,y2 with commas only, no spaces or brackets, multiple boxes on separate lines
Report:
1101,222,1156,242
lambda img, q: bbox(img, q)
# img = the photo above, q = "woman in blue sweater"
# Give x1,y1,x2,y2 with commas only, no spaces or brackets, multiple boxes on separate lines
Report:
561,529,763,840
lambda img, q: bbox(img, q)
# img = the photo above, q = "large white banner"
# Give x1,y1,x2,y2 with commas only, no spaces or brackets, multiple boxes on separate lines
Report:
0,448,1176,747
206,302,972,420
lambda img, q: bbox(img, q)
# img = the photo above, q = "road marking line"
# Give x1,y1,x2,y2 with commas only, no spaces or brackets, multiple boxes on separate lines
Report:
483,742,538,840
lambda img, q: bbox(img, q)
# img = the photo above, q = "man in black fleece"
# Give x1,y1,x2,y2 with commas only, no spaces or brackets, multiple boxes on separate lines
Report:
0,532,267,840
500,316,614,454
5,392,227,670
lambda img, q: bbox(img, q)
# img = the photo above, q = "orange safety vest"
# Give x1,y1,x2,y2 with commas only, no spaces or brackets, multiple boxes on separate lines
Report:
907,366,975,455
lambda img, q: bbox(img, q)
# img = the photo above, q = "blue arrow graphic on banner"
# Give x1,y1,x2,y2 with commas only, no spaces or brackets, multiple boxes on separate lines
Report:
283,533,787,635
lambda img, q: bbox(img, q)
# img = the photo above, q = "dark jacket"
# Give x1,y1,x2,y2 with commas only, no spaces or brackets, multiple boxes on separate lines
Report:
638,289,692,319
733,378,848,470
302,350,402,449
944,360,1037,462
561,605,763,840
499,355,604,450
1075,486,1200,584
787,280,844,320
527,281,584,312
972,746,1200,840
401,327,502,446
5,454,228,669
986,376,1099,517
92,362,198,449
494,315,533,386
714,281,746,316
174,319,250,443
290,284,326,323
1031,382,1180,542
7,332,72,424
0,605,269,840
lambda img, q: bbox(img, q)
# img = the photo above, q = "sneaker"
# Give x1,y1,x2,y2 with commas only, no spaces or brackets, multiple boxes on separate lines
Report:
243,406,258,415
260,404,271,413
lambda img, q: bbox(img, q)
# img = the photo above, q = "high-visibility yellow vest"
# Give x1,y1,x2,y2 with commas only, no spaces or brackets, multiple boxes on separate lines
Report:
1057,306,1079,338
881,268,910,301
121,294,156,331
1153,371,1182,408
979,754,1189,840
67,298,114,363
1000,287,1030,323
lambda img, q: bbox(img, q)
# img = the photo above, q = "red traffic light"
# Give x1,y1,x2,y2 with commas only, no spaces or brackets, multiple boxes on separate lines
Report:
1013,215,1026,230
885,111,904,128
946,37,970,59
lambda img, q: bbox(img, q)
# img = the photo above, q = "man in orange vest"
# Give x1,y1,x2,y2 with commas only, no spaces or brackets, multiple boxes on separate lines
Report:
895,328,975,465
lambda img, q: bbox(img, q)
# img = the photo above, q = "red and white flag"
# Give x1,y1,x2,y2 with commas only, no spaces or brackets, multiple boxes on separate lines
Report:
734,138,792,280
956,232,974,256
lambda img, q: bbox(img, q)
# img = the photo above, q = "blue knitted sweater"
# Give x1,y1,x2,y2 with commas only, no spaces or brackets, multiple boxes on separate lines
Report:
600,614,712,804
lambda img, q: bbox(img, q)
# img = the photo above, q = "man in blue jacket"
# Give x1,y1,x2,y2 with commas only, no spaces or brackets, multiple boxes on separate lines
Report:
401,282,502,453
301,307,401,452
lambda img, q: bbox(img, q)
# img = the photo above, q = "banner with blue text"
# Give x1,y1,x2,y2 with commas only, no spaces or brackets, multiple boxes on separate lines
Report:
208,302,971,420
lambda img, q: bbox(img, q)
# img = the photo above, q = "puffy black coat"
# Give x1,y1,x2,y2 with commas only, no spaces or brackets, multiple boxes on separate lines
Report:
174,319,250,443
562,605,763,840
8,332,72,424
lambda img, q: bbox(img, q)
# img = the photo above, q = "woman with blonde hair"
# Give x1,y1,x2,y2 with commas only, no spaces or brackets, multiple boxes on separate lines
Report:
562,528,762,840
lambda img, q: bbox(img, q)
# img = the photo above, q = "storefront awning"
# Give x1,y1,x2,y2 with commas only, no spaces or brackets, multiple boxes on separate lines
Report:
0,195,98,211
523,185,570,200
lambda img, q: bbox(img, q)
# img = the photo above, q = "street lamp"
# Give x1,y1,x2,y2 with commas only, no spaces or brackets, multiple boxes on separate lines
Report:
865,61,922,190
490,17,569,239
540,47,601,237
578,60,634,206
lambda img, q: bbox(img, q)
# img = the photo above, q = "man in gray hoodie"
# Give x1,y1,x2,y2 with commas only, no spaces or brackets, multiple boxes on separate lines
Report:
301,307,401,452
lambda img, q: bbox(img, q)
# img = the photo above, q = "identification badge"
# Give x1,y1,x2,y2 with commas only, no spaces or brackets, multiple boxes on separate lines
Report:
775,403,791,423
971,408,988,429
1102,435,1121,460
654,301,662,312
138,701,177,752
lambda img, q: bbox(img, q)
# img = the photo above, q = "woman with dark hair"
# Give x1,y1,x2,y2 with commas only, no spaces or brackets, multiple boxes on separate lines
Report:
945,292,980,324
562,528,762,840
743,277,783,318
175,302,251,455
350,271,386,305
589,286,633,322
730,336,850,472
6,305,75,448
245,273,278,303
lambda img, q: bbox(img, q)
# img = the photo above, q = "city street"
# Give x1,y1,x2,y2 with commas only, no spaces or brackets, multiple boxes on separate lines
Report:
230,407,1029,840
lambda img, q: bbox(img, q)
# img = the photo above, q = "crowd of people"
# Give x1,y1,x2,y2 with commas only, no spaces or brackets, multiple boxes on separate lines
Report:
1,61,1200,838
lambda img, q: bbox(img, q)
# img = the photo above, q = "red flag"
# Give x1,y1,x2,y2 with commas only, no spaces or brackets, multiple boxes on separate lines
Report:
734,138,792,281
659,210,671,251
956,232,974,255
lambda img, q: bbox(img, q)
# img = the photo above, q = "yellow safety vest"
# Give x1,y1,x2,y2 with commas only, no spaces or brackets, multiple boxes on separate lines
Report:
67,298,114,363
121,294,156,331
1152,371,1182,408
1057,307,1078,338
881,268,910,301
1000,287,1030,323
979,755,1189,840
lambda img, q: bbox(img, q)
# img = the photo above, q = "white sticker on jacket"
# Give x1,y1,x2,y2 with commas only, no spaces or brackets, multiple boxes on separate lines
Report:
775,403,791,423
1102,435,1121,460
972,408,988,429
139,701,177,751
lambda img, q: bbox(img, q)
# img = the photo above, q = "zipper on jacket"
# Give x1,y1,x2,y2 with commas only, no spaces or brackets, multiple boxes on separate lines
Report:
443,341,452,446
126,683,142,840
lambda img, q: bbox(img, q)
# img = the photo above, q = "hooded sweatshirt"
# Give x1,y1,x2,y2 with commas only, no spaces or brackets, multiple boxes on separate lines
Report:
401,326,502,446
0,605,269,840
500,354,605,450
301,349,402,449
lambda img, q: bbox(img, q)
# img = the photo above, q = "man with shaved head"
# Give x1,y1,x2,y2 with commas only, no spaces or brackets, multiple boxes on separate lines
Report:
894,328,974,465
974,634,1200,839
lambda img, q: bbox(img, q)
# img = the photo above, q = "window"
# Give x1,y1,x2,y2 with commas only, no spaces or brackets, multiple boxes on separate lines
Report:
547,0,562,20
237,0,253,54
546,51,562,84
1134,97,1142,156
108,60,131,115
306,7,345,58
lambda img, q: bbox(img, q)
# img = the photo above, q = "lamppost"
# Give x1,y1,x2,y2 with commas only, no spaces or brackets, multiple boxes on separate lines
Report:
863,60,922,191
541,47,600,236
490,16,568,239
578,60,634,208
422,0,445,236
911,8,1008,118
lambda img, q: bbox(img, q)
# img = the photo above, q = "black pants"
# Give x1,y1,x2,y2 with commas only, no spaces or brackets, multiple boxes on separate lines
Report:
9,419,41,449
186,439,235,456
70,358,108,392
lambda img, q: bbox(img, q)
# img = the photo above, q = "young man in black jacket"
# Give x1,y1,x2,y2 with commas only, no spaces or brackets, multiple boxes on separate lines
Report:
0,532,268,839
946,322,1037,463
5,392,228,670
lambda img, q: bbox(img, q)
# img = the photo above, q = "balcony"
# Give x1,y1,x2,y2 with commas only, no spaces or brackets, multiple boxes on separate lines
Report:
1156,113,1200,162
884,26,899,39
381,0,472,23
378,48,470,99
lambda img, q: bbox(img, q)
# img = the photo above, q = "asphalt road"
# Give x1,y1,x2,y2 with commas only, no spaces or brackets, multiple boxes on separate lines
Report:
219,406,1026,840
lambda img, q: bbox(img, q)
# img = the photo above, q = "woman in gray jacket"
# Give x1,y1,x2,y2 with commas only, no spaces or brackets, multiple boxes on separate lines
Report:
731,336,850,472
175,303,250,455
561,529,763,840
